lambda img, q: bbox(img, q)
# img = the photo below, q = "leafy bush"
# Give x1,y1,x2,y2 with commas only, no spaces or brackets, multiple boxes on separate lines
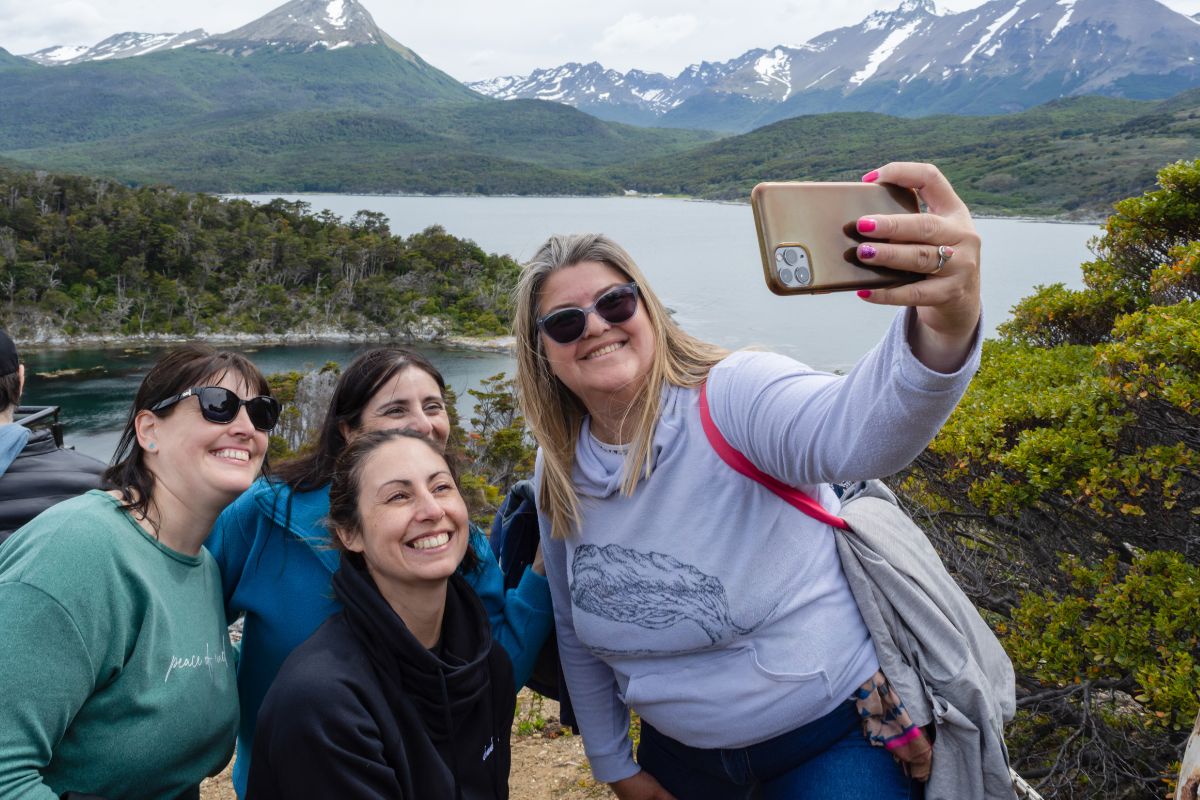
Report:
903,160,1200,797
1003,552,1200,797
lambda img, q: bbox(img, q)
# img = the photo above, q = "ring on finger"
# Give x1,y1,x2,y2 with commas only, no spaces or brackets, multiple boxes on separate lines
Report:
933,245,954,274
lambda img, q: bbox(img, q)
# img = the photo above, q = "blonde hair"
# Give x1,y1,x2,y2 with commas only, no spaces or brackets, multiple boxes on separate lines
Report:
514,233,728,539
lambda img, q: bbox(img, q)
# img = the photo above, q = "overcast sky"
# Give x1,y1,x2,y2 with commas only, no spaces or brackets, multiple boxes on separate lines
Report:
2,0,1199,82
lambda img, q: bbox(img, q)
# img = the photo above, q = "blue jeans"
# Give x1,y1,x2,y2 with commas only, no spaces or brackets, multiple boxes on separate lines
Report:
636,700,918,800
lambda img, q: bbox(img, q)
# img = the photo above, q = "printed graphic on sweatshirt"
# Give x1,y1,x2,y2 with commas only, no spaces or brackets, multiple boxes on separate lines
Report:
164,641,229,682
571,543,776,656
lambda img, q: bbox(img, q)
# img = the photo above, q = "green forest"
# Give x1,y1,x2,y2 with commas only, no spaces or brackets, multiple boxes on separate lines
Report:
607,93,1200,216
0,167,521,340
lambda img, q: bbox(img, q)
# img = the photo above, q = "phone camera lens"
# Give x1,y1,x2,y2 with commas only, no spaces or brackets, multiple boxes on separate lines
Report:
795,266,811,285
780,267,794,284
782,248,798,266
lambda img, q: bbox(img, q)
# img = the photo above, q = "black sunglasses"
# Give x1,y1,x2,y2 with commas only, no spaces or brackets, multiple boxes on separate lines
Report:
537,282,640,345
150,386,282,432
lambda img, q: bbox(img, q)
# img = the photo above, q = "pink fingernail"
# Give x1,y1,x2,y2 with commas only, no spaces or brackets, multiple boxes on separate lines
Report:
862,170,880,183
858,217,877,233
857,289,873,299
859,244,878,259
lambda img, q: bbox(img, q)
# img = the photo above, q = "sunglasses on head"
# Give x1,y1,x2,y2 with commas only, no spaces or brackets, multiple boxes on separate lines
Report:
537,282,640,345
150,386,282,432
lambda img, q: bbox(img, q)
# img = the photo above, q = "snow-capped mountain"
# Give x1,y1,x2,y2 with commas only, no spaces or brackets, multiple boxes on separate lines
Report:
470,0,1200,130
22,30,209,66
199,0,414,57
19,0,419,65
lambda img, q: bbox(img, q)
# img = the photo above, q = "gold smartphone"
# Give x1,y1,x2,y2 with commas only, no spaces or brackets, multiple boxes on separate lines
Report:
751,181,921,295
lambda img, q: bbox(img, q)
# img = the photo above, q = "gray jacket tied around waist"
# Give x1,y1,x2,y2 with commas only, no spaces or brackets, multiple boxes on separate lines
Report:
836,479,1017,800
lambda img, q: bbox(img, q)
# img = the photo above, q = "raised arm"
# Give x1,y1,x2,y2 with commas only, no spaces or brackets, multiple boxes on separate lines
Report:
855,162,982,374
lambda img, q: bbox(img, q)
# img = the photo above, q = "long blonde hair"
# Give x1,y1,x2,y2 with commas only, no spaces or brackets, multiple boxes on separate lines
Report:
514,233,728,539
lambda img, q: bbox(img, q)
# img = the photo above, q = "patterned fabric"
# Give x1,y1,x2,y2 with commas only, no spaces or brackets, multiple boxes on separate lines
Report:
854,670,933,781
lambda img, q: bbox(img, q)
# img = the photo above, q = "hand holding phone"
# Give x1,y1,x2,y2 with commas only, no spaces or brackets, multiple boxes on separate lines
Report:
750,181,921,295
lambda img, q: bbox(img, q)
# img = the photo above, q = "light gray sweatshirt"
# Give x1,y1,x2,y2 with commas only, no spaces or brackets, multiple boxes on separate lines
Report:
537,309,981,784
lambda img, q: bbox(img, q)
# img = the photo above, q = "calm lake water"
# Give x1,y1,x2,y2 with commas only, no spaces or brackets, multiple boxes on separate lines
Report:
22,195,1099,463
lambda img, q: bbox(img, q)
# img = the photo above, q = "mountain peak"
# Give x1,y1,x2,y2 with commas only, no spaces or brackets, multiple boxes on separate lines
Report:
21,30,209,65
203,0,406,56
863,0,940,28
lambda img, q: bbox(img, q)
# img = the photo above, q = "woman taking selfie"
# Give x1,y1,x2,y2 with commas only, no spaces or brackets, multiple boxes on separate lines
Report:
206,347,552,795
515,163,982,799
0,345,279,799
247,428,514,798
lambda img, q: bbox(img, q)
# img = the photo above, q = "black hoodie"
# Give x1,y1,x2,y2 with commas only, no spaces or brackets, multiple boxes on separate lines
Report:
247,556,514,799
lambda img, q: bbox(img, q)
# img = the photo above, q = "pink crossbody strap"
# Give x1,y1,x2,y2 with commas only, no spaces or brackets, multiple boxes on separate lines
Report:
699,382,851,531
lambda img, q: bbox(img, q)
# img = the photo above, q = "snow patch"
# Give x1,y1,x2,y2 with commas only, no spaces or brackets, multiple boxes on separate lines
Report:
851,19,921,85
326,0,348,28
804,66,837,90
962,0,1023,64
42,45,90,62
1047,0,1075,43
754,49,792,97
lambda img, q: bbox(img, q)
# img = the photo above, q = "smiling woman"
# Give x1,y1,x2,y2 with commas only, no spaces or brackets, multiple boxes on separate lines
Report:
246,428,514,799
516,163,991,799
0,344,277,800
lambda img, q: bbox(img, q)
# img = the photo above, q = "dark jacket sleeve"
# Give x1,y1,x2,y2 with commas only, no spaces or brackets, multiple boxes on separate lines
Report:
247,669,405,800
0,435,105,542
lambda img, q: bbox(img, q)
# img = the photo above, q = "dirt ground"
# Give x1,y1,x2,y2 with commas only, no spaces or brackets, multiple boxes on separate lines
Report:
200,690,614,799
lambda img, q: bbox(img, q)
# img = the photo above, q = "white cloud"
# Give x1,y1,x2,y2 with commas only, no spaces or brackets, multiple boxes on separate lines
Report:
594,12,699,57
0,0,106,53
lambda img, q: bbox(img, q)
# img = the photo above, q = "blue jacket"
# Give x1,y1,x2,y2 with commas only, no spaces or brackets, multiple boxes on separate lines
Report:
206,477,553,797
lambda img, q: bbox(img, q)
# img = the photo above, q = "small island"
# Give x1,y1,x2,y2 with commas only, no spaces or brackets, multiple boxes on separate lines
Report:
0,166,520,345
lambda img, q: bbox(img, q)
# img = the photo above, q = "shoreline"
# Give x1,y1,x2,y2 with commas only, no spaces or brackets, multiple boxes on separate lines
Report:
15,331,517,356
229,191,1106,225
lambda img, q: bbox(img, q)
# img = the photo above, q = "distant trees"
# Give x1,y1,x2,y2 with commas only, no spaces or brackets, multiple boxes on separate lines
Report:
0,167,522,340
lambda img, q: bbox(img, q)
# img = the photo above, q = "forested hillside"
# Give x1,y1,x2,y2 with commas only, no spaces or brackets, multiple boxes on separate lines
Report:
0,45,716,196
608,94,1200,216
0,167,520,340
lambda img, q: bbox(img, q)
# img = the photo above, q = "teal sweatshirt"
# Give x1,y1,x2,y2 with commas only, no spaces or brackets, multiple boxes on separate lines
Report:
0,491,238,799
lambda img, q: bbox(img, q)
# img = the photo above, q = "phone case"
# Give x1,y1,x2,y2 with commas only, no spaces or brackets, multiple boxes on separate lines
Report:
750,181,921,295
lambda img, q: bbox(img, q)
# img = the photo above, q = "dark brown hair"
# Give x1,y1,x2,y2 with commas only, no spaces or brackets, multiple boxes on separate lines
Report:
274,348,446,492
102,344,272,529
327,427,479,575
0,371,20,412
